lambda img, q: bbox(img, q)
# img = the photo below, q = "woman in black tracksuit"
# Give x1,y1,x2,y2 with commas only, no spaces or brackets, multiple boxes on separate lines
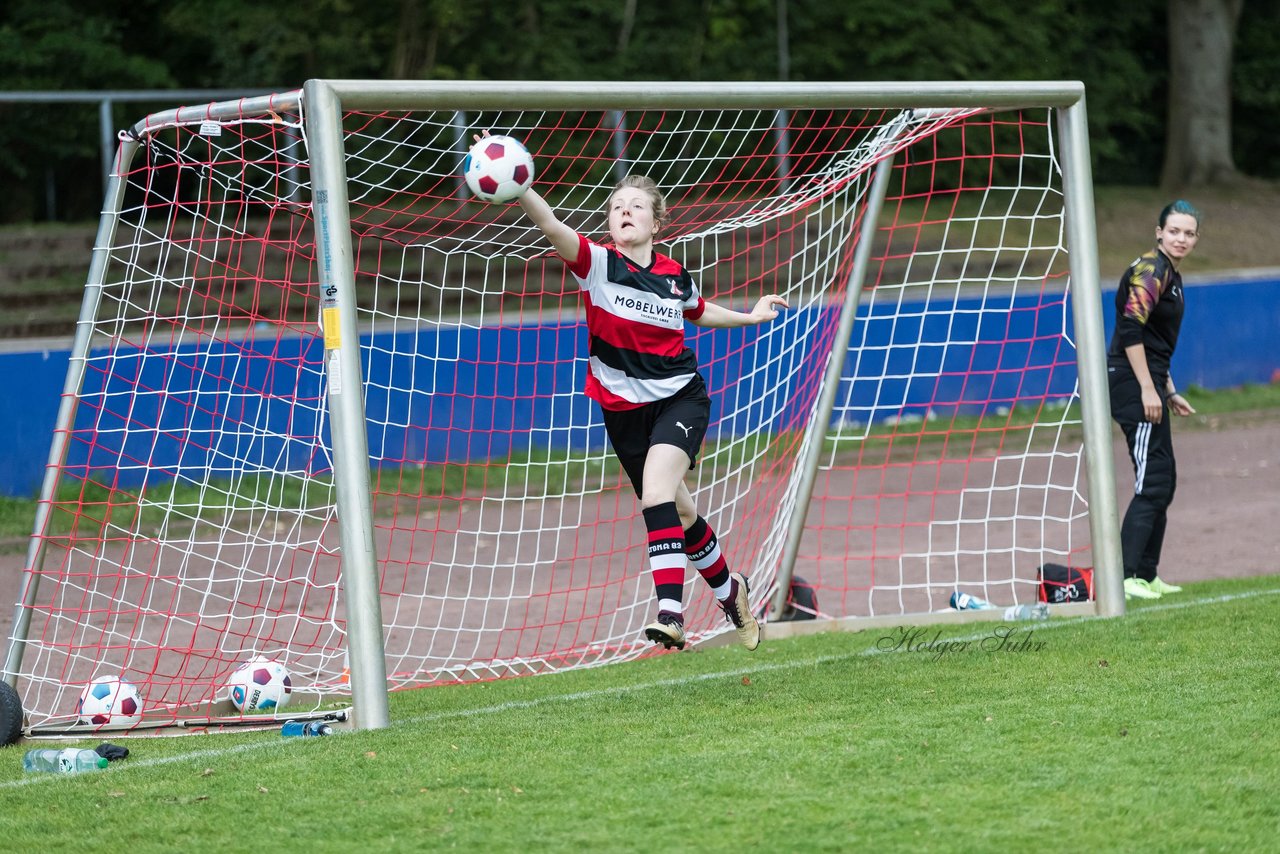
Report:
1106,200,1201,600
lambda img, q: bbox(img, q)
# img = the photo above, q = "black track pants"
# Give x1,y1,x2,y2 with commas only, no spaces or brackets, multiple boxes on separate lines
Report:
1109,367,1177,582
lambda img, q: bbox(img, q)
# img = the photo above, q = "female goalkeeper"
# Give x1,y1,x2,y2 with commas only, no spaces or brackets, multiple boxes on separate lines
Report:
516,172,787,652
1107,200,1201,600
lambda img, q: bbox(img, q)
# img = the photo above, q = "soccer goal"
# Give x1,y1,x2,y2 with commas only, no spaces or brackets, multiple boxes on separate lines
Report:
3,81,1120,734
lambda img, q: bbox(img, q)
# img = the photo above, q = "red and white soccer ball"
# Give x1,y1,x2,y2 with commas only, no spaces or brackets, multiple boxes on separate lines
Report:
226,656,293,713
77,675,144,727
462,134,535,203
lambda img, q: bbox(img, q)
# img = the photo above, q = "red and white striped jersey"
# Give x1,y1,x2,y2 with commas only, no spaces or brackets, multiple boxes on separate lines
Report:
564,234,705,411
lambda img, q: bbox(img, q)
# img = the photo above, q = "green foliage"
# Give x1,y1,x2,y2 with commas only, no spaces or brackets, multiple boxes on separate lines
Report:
2,576,1279,850
0,0,173,91
0,0,1272,223
158,0,389,86
837,1,1059,79
1056,0,1167,185
0,0,174,218
778,0,1171,184
1232,0,1280,178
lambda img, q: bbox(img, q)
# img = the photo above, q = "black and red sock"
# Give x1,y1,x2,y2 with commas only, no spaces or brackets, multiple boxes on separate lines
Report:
685,515,731,601
643,502,685,616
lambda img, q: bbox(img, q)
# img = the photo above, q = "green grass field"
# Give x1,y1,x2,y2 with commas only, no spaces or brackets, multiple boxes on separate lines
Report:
3,574,1278,852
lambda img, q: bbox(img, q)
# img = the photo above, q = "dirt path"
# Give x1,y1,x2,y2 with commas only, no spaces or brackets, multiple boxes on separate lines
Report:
1129,413,1280,581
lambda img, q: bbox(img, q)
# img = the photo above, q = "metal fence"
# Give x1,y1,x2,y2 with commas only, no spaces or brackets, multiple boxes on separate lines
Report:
0,89,275,218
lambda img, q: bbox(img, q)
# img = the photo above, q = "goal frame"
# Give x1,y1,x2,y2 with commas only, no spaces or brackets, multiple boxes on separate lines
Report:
4,80,1122,732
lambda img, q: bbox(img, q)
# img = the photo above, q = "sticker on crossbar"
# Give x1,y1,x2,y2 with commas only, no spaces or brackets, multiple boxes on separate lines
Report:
323,307,341,349
328,350,342,395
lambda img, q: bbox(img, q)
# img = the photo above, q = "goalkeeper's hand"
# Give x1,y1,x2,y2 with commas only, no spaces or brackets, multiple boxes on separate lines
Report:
750,294,789,323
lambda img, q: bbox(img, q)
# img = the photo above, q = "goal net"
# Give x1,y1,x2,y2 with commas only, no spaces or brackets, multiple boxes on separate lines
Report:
5,82,1111,732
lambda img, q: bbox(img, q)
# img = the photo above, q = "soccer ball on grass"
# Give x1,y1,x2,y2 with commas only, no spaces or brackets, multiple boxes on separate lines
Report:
462,135,534,203
226,656,293,713
77,675,144,727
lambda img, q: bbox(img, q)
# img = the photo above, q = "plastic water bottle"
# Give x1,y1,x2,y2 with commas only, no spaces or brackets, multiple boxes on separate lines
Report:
22,747,108,774
950,591,995,610
281,720,333,737
1002,602,1050,622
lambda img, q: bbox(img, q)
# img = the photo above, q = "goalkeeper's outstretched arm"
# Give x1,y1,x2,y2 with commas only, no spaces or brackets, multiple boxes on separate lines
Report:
518,188,581,265
693,294,789,329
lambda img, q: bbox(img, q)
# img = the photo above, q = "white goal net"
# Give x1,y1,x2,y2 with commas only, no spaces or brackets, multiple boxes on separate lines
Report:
4,82,1112,732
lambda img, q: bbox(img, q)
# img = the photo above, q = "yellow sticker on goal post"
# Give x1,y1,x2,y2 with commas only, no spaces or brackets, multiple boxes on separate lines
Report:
323,307,342,349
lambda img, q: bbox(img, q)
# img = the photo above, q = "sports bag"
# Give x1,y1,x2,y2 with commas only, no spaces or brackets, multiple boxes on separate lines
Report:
1037,563,1093,603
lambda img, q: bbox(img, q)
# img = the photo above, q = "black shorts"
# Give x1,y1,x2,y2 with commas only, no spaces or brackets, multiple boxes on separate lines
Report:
601,373,711,497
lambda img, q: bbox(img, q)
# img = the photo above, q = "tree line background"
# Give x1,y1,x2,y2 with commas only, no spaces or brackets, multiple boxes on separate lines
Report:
0,0,1275,225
